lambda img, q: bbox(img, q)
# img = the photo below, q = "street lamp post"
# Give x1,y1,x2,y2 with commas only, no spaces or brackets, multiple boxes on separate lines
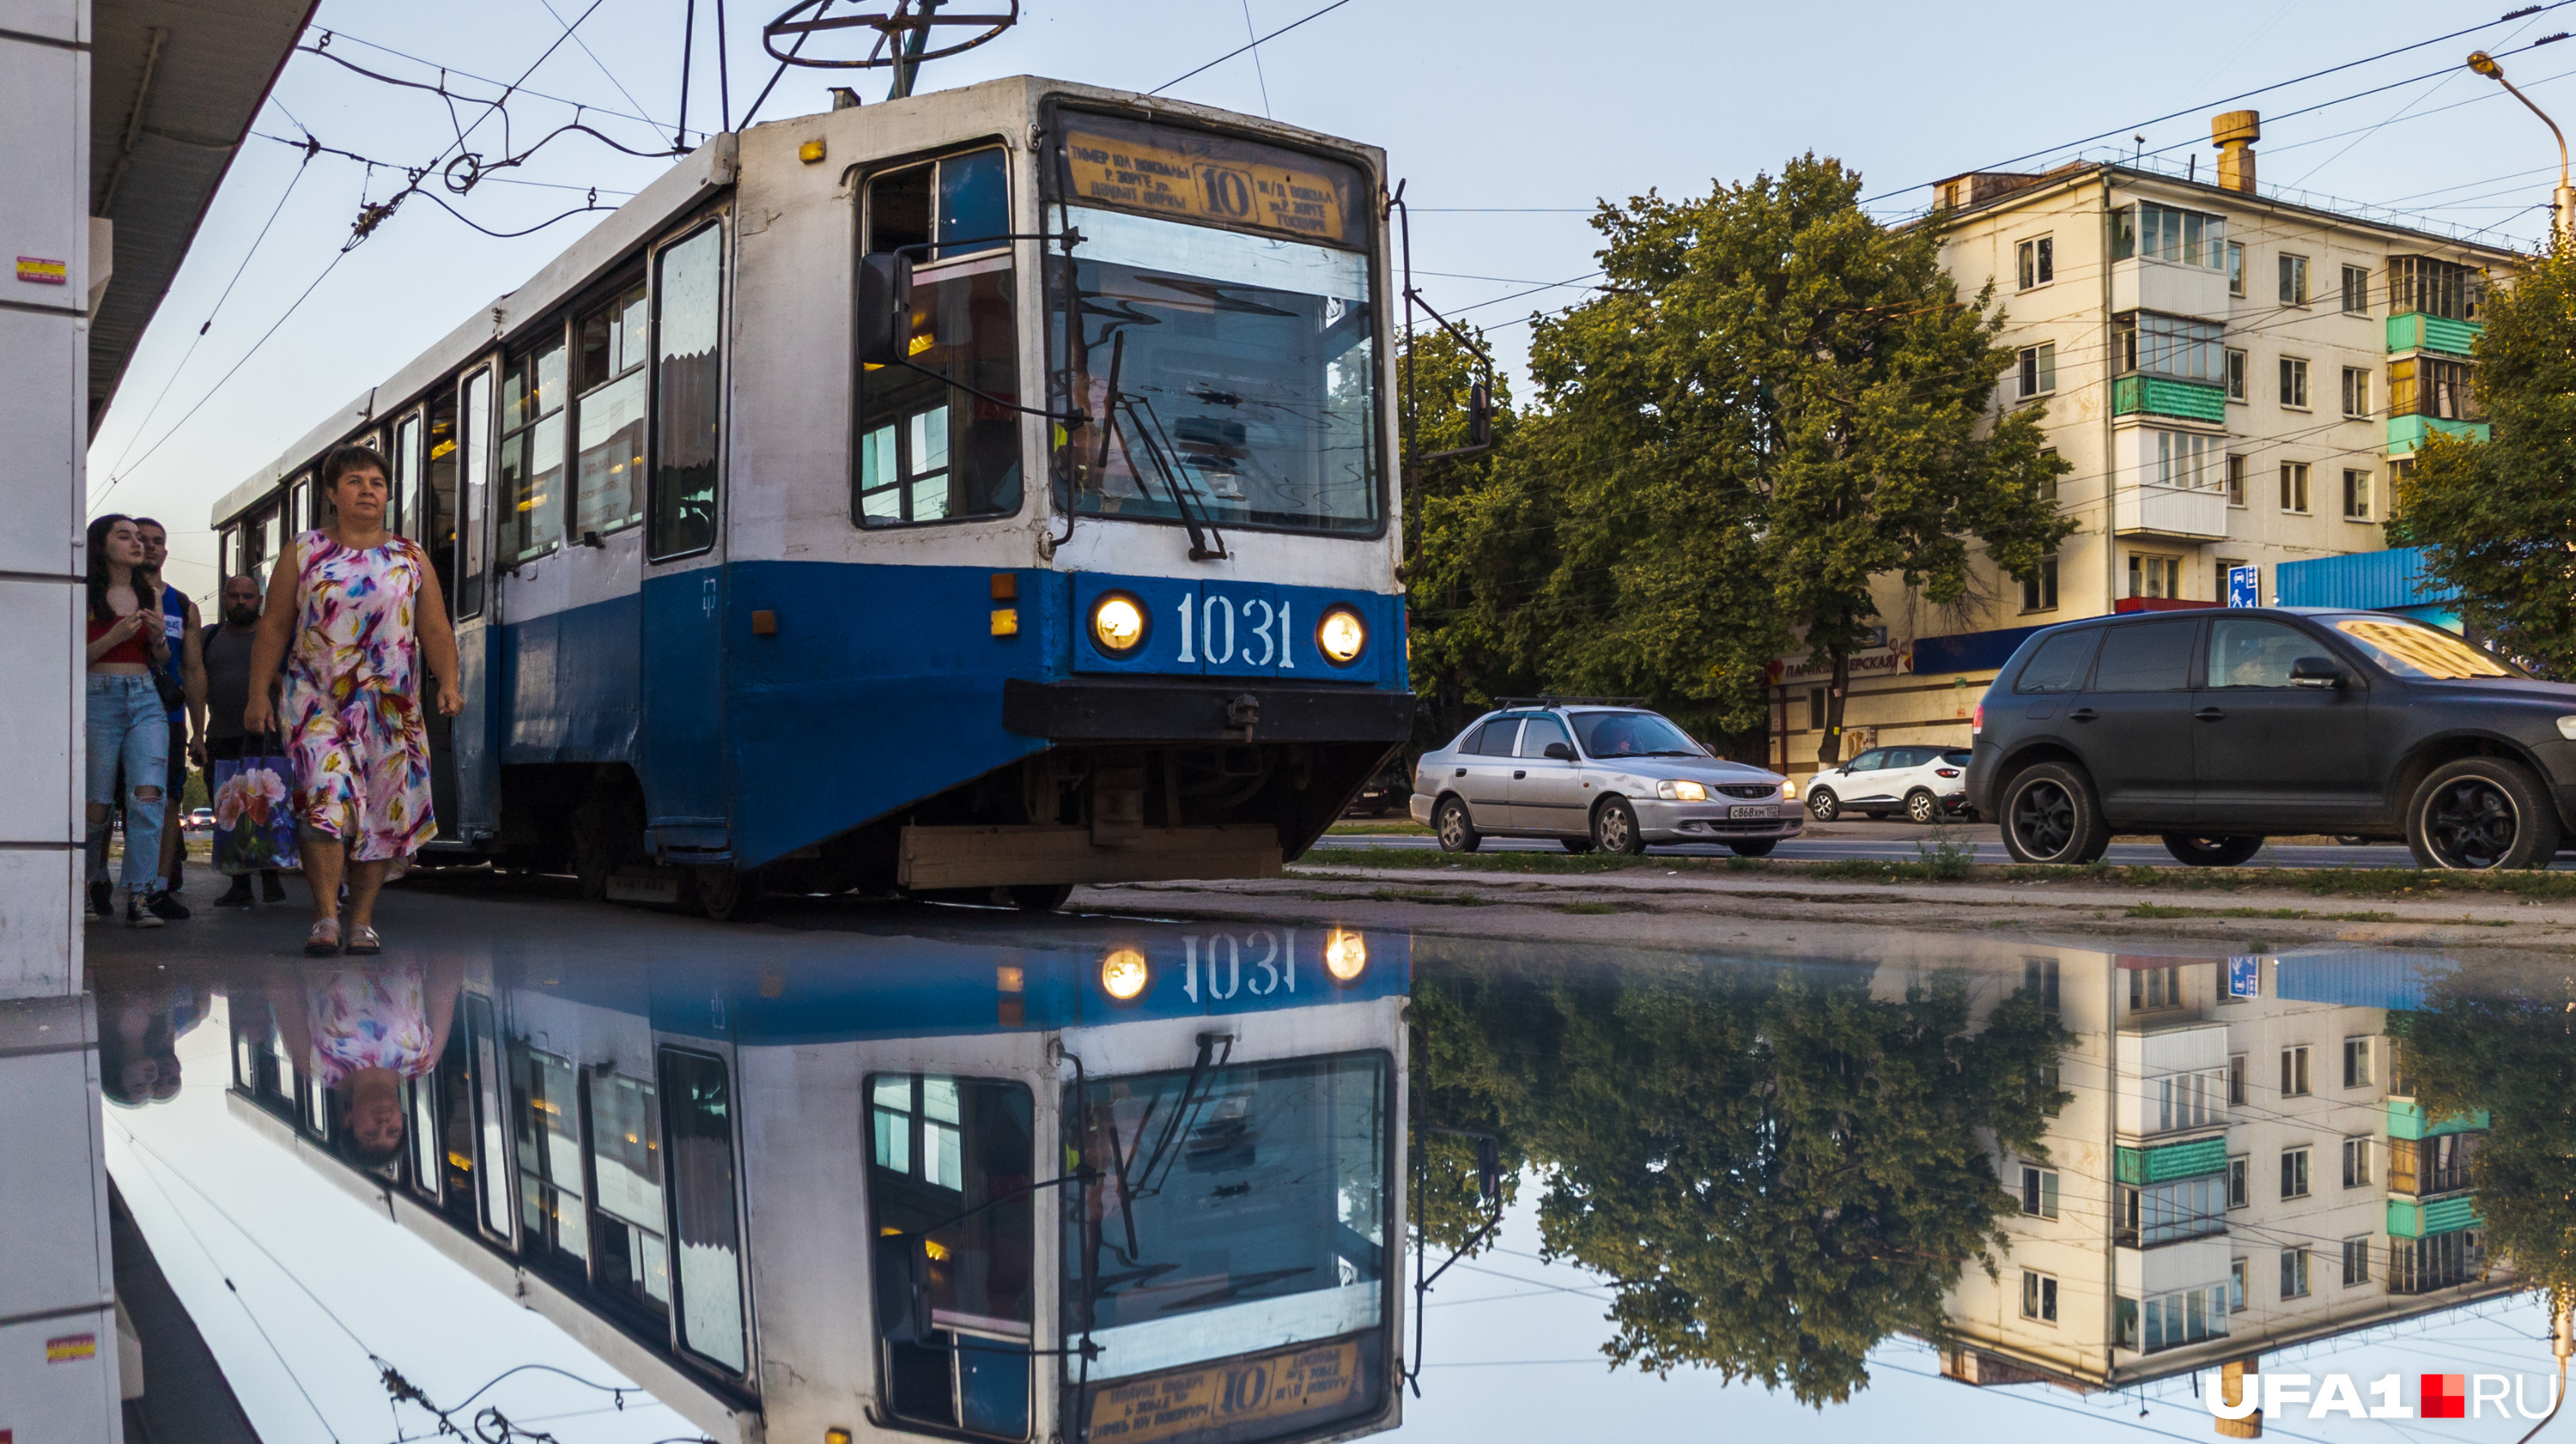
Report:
2469,50,2575,245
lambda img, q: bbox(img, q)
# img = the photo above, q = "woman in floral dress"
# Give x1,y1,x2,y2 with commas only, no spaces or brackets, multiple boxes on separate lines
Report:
245,445,462,956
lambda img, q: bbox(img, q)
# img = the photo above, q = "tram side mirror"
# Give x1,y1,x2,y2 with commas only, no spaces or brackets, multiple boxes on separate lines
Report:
1543,743,1574,761
1467,380,1493,449
873,1233,934,1343
2290,656,2346,689
856,252,914,367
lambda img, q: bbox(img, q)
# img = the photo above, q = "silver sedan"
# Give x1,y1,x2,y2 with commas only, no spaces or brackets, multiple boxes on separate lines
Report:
1407,705,1802,855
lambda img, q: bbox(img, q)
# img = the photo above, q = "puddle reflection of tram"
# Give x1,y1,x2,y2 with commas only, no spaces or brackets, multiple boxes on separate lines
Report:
227,919,1408,1444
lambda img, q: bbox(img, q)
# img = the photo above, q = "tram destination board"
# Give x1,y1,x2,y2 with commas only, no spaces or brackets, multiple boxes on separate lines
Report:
1061,113,1358,247
1084,1338,1365,1442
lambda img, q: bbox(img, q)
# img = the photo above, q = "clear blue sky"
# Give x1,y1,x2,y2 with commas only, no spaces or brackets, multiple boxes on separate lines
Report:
86,0,2575,603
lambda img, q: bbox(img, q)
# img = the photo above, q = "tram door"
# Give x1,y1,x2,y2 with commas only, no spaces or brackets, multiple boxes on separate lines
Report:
450,360,503,840
635,219,731,844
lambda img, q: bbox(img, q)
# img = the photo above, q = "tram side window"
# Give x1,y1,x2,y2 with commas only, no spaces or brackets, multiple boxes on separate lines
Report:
458,368,493,617
660,1048,749,1373
856,149,1020,529
513,1047,590,1271
501,334,569,562
392,415,421,537
424,388,459,612
589,1065,671,1318
574,276,649,537
649,222,725,561
868,1072,1035,1441
219,525,241,583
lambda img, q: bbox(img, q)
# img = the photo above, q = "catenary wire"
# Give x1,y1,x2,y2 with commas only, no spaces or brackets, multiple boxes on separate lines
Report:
1151,0,1356,95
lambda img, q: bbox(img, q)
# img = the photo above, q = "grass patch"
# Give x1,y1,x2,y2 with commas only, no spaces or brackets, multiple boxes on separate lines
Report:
2123,904,2400,922
1326,820,1431,835
1293,846,2576,901
1558,901,1619,915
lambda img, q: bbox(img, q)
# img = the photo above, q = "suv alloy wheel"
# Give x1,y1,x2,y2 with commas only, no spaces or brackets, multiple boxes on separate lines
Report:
2160,834,2263,868
2406,757,2561,870
1905,790,1941,824
1999,761,2111,865
1807,788,1840,822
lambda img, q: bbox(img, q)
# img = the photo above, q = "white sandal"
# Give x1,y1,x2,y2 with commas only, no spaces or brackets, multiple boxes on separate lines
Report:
304,918,341,956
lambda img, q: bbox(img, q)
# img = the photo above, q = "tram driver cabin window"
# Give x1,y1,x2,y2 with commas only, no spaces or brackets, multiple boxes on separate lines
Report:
855,148,1021,528
649,222,725,560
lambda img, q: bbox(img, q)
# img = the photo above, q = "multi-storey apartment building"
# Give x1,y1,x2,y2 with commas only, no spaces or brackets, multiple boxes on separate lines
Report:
1919,945,2509,1398
1767,113,2518,782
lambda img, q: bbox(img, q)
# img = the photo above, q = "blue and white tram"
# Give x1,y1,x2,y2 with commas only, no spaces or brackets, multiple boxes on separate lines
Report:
227,916,1409,1444
208,77,1413,912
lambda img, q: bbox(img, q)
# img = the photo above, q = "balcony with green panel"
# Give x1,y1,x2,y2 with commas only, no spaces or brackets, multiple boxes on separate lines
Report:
2385,255,2487,360
2111,375,2227,424
2115,1136,2230,1186
2387,1192,2482,1240
2387,1099,2488,1139
2387,312,2482,358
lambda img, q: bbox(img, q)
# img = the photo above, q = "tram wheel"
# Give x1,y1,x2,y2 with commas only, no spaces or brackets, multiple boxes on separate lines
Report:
695,865,763,921
1008,883,1077,912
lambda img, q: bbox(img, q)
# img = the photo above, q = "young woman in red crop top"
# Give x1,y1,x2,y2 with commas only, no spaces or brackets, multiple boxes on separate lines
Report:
86,514,182,926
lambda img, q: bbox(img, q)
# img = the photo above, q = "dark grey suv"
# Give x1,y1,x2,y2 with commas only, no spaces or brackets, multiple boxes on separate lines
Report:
1965,607,2576,870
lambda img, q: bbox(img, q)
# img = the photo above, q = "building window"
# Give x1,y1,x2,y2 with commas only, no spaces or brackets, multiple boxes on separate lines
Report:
2390,356,2482,421
2281,1247,2312,1299
2390,1231,2487,1295
2342,1037,2372,1088
2227,240,2246,296
1808,688,1826,731
2342,366,2372,419
2279,355,2311,409
2116,312,2226,381
2388,255,2484,320
2118,1174,2228,1247
2342,1136,2372,1187
2230,1258,2249,1312
2280,253,2311,306
2281,1146,2311,1199
2020,555,2059,613
2228,1054,2247,1105
2225,454,2245,507
2136,1283,2231,1352
2227,1154,2249,1209
2281,1045,2311,1096
2280,461,2312,513
2392,1133,2480,1197
2018,236,2055,289
2020,1164,2060,1219
2342,264,2371,315
2017,342,2057,399
2343,1237,2372,1286
2115,201,2229,269
2022,1270,2059,1323
2225,346,2248,401
2152,428,2222,492
2342,470,2372,521
2023,957,2061,1014
2128,554,2182,601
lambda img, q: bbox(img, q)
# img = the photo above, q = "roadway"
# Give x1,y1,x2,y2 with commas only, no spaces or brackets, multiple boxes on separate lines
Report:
1309,819,2475,870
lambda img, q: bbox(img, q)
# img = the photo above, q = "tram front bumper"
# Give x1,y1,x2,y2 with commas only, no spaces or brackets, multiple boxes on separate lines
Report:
1002,676,1416,744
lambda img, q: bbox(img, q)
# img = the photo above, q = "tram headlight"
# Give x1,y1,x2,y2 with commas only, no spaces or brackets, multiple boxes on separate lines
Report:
1322,928,1368,985
1090,594,1147,658
1099,948,1150,1003
1315,606,1368,666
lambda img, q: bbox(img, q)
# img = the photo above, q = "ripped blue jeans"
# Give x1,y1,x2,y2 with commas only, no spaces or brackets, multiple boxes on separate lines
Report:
86,673,168,895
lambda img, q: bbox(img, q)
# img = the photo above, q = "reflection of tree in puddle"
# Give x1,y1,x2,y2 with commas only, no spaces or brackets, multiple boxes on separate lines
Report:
1412,952,2069,1405
2392,966,2576,1309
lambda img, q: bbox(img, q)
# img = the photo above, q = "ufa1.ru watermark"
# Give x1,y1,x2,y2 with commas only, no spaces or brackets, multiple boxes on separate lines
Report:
2207,1373,2561,1422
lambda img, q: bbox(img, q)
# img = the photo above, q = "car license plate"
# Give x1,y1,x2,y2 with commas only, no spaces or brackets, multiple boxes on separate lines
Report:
1728,804,1780,820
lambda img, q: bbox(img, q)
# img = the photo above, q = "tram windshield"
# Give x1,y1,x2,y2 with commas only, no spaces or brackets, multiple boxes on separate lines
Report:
1049,112,1381,537
1065,1053,1388,1441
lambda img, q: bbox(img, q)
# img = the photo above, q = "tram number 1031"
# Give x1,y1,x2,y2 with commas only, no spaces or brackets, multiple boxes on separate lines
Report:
1173,594,1294,669
1182,931,1297,1003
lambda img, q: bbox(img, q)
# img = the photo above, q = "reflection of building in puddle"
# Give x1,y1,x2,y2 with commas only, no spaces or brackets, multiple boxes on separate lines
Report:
1901,944,2515,1406
217,920,1410,1444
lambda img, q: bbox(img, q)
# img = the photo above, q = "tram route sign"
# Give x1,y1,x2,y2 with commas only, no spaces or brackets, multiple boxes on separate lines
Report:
1063,120,1354,246
1085,1338,1363,1442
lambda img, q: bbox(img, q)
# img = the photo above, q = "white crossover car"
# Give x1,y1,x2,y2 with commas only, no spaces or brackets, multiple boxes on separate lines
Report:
1408,704,1801,856
1804,745,1975,823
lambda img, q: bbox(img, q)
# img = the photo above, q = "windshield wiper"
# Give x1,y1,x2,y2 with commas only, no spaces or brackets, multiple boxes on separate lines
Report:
1109,389,1229,562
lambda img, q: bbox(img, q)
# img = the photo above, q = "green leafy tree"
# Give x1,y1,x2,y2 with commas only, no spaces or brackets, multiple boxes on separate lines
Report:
1411,947,2069,1405
2392,973,2576,1311
1519,155,2072,755
2392,243,2576,675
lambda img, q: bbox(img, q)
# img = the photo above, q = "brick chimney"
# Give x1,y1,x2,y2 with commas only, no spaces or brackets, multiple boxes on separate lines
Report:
2213,112,2260,193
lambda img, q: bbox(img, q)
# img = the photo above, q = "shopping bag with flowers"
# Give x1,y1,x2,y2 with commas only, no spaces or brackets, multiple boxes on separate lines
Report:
211,744,300,874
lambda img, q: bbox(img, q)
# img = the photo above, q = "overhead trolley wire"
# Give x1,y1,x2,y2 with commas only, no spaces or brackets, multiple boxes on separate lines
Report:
1151,0,1358,95
1862,2,2576,203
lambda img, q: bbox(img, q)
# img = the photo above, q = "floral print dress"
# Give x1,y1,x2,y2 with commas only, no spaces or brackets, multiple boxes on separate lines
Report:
283,530,435,861
302,960,436,1085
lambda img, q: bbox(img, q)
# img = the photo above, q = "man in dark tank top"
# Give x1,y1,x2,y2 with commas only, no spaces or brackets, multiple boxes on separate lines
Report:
202,573,287,907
